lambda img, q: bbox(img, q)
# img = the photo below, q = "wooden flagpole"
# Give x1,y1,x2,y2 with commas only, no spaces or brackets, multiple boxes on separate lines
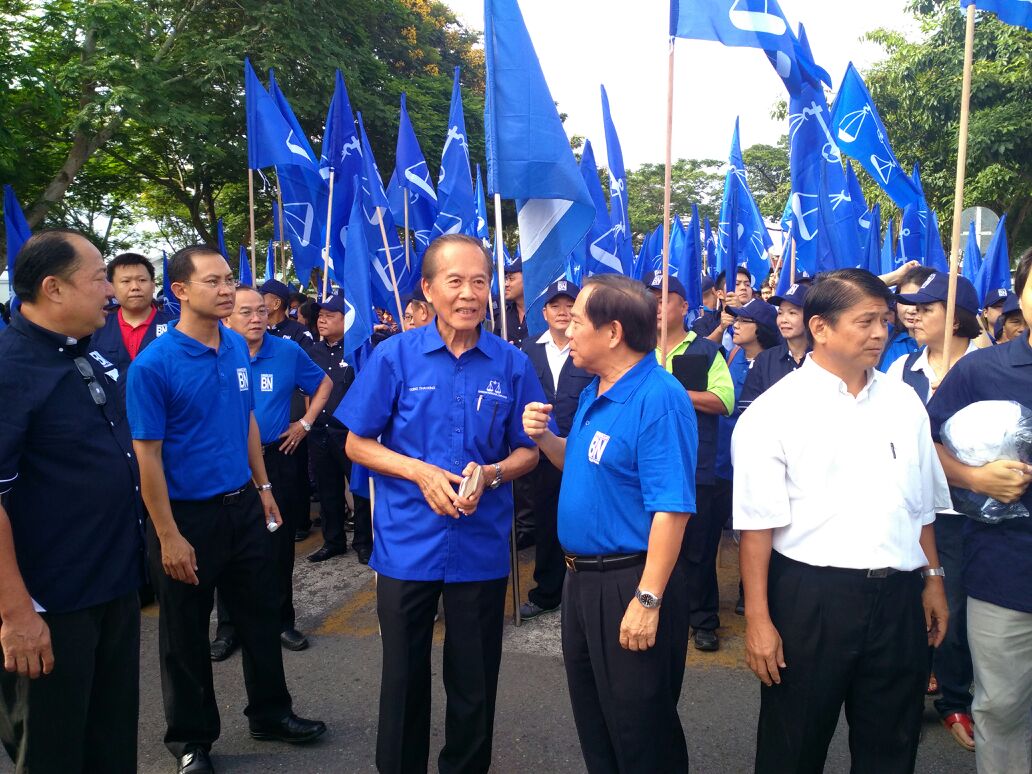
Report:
660,38,676,364
790,237,796,285
247,169,258,283
276,173,286,278
375,208,407,332
321,170,335,299
942,2,977,374
403,195,411,271
494,192,521,627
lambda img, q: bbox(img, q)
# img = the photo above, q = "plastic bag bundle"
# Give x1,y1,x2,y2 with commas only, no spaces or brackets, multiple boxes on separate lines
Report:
940,400,1032,524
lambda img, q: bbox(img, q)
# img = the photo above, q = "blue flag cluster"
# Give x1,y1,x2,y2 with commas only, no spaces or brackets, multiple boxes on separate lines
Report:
961,0,1032,30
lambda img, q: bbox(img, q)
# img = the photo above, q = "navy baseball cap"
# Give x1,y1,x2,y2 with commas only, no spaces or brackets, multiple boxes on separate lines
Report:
984,287,1010,309
505,256,523,273
401,284,428,307
700,275,715,293
1000,292,1020,316
643,270,688,299
543,278,579,305
728,298,778,333
312,294,348,315
259,278,292,302
896,273,979,316
770,282,808,309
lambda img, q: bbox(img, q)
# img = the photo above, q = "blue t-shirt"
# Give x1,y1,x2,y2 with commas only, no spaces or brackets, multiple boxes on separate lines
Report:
335,321,545,582
127,322,255,501
250,333,326,444
558,355,698,555
927,335,1032,614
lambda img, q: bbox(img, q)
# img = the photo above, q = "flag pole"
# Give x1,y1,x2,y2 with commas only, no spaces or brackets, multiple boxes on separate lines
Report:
403,195,411,271
942,2,977,374
247,169,258,283
494,191,521,627
276,172,286,278
374,208,408,332
322,170,335,299
660,38,676,363
790,237,796,285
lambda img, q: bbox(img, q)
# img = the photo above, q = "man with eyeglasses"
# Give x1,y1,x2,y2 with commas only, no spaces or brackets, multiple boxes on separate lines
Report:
403,285,435,330
128,245,325,774
0,229,146,772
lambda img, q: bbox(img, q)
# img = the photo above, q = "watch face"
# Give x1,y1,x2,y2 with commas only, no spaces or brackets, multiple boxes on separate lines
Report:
637,590,659,608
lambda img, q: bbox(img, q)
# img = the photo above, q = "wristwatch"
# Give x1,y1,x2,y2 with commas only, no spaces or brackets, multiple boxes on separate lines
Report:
921,567,946,578
299,419,312,432
635,587,662,609
257,482,273,493
488,463,503,490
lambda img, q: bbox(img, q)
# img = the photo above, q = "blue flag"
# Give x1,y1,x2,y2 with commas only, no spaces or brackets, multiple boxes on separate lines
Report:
975,214,1011,304
161,251,180,316
881,217,899,277
600,85,635,273
831,63,922,209
321,71,364,279
962,223,982,286
433,68,476,239
961,0,1032,30
244,59,315,171
267,69,318,164
215,217,229,260
3,185,31,291
265,241,275,281
685,205,704,310
863,203,882,273
670,0,797,66
717,119,773,288
578,139,625,276
386,93,439,260
474,164,490,243
845,162,870,247
774,223,796,297
667,215,688,278
342,185,375,356
484,0,595,337
703,216,717,277
238,245,253,286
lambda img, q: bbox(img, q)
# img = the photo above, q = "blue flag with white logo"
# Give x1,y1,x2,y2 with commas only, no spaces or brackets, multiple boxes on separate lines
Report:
670,0,797,65
577,139,625,276
268,69,318,165
265,240,275,281
962,224,982,286
321,71,364,281
161,251,180,316
343,184,375,357
3,185,31,293
863,203,882,273
474,164,490,243
600,85,635,274
433,68,476,239
703,216,717,278
386,93,439,260
717,119,773,289
975,213,1011,303
830,63,922,209
238,245,253,286
774,223,796,297
961,0,1032,30
845,162,870,248
244,59,315,171
667,214,688,278
686,205,704,310
484,0,595,337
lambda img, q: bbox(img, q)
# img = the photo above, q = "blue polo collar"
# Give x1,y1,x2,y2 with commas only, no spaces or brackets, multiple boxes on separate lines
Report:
1006,334,1032,367
252,331,277,362
419,318,496,358
597,353,658,405
167,320,237,358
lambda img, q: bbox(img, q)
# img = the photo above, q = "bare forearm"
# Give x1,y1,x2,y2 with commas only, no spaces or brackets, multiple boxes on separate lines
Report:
0,505,34,618
346,433,425,482
247,414,270,485
689,390,729,415
919,523,941,569
638,512,689,596
489,446,539,483
740,530,774,622
934,443,977,491
533,429,567,471
133,441,177,540
302,378,333,426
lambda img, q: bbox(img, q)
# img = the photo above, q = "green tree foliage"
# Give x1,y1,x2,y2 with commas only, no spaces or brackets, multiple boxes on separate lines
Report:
625,159,723,241
742,135,790,218
864,0,1032,253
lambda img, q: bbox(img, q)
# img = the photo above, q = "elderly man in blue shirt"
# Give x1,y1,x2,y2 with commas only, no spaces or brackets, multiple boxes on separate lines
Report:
337,234,543,774
523,273,698,774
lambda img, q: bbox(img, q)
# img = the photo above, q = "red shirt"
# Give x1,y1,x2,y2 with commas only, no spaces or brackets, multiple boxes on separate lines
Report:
117,306,157,360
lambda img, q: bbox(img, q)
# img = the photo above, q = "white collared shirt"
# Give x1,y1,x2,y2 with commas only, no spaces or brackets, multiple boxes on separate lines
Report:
731,355,951,571
538,330,571,391
886,341,980,404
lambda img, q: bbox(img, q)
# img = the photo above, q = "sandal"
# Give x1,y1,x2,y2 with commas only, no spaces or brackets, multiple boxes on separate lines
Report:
926,673,939,696
942,712,975,752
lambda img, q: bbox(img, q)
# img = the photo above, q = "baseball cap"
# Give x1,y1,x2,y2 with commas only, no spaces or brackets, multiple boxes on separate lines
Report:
700,275,715,293
259,279,292,302
643,270,688,299
312,294,348,315
505,256,523,273
770,283,808,309
896,273,979,316
983,287,1010,309
401,284,428,307
728,298,778,334
1000,292,1020,317
543,278,580,305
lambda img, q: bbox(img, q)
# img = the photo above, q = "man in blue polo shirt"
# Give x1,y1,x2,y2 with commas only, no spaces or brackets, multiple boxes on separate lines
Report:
128,245,325,774
523,273,698,774
211,286,332,656
337,234,543,774
0,229,145,772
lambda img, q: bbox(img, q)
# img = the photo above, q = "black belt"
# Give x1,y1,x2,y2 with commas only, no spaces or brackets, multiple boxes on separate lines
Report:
211,485,249,505
564,552,646,573
775,552,911,579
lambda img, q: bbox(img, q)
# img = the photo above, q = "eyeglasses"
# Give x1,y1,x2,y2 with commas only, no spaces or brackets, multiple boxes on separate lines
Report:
236,307,268,319
188,278,237,290
403,313,414,324
73,357,107,406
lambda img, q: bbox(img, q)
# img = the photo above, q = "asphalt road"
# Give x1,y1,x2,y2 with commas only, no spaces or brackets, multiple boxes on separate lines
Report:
4,532,977,774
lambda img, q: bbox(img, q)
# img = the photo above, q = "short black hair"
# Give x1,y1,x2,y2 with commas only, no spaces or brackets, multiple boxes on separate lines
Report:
13,228,89,303
106,251,155,282
804,268,893,345
290,291,308,306
167,244,224,285
898,264,935,291
1015,247,1032,298
735,266,752,281
582,274,658,354
422,234,493,282
714,271,727,289
954,307,983,340
756,324,781,350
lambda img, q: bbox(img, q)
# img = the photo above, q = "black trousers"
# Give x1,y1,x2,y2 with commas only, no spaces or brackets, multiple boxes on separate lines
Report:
375,574,508,774
527,459,565,610
310,429,372,553
562,562,690,774
681,483,722,632
216,443,305,639
513,473,536,545
931,515,972,718
149,485,292,757
0,591,139,774
756,552,927,774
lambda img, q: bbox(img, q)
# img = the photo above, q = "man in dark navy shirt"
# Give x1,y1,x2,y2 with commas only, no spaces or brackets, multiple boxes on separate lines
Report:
260,279,313,350
0,229,145,773
494,256,528,347
128,245,324,774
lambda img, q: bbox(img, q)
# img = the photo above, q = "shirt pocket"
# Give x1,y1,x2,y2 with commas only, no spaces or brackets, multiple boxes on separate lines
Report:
474,394,512,451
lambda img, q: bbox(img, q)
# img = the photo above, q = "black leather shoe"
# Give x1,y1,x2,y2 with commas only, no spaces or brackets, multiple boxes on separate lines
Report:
356,548,371,565
694,629,719,652
209,635,237,662
280,628,309,651
250,714,326,744
177,747,213,774
307,544,346,563
293,528,310,543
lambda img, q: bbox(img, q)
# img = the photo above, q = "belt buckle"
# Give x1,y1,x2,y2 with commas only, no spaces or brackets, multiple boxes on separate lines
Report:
867,567,890,579
564,555,577,573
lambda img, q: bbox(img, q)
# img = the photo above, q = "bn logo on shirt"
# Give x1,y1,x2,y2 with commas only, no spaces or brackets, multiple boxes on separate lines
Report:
260,373,274,392
588,431,610,465
236,368,249,391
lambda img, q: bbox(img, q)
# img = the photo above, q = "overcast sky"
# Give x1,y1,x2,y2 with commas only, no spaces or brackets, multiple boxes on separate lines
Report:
445,0,921,169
